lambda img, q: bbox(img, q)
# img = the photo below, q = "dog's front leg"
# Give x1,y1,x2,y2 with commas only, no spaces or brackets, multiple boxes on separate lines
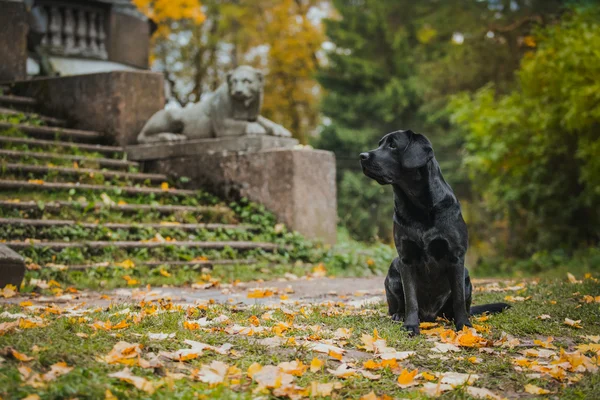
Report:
399,261,420,335
448,260,472,331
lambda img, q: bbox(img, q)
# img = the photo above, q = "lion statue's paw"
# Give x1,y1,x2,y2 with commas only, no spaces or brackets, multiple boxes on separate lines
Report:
245,122,267,136
271,125,292,138
157,132,188,142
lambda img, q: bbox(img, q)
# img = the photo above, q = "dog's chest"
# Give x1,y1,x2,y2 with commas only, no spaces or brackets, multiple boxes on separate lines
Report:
416,265,451,321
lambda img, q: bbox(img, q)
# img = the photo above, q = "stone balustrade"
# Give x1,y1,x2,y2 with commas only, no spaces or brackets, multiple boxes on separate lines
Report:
38,2,108,60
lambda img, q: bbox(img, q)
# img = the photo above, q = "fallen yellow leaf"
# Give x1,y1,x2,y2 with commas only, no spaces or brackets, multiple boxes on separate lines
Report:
109,368,155,394
397,368,419,388
0,284,17,298
524,384,551,395
310,357,323,372
564,318,583,329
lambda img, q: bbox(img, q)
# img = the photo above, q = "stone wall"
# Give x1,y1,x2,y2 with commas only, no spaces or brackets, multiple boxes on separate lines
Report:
11,70,164,145
145,148,338,244
0,1,28,82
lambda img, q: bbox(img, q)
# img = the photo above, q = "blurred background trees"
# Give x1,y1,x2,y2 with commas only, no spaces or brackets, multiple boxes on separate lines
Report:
134,0,600,270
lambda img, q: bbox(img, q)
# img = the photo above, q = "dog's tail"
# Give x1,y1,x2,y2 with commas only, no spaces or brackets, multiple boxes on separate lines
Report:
470,303,511,316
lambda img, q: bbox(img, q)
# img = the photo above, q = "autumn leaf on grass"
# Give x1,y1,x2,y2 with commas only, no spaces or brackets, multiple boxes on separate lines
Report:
397,368,419,388
534,337,556,349
100,341,143,365
192,360,234,385
160,182,170,191
41,362,73,381
567,273,581,284
0,321,19,335
439,372,479,386
8,348,34,362
334,327,352,339
109,368,155,394
123,275,139,286
311,263,327,277
91,319,130,331
504,295,531,302
253,365,295,388
114,259,135,269
564,318,583,329
159,268,171,277
524,384,551,394
310,358,323,372
311,382,342,397
0,284,17,298
278,360,308,376
327,363,357,379
466,387,505,400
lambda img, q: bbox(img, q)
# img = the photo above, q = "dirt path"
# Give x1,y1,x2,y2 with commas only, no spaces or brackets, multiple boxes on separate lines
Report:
1,276,510,308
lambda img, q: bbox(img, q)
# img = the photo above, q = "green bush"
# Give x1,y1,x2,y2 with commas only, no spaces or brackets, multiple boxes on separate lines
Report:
450,8,600,256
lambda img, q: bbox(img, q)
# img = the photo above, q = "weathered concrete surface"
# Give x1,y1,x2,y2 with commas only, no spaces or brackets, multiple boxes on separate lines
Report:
10,71,164,146
107,11,151,69
0,244,25,289
0,1,28,82
127,137,299,161
146,149,337,244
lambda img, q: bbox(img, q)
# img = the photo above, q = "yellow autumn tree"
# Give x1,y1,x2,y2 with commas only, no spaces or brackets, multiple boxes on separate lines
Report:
249,0,325,143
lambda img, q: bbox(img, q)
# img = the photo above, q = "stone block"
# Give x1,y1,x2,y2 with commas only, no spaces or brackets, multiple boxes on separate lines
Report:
146,149,337,244
107,11,151,69
0,244,25,289
0,1,28,82
11,71,164,146
126,136,299,161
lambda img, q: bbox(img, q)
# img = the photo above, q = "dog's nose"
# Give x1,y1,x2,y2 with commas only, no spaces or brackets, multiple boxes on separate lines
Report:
359,152,369,161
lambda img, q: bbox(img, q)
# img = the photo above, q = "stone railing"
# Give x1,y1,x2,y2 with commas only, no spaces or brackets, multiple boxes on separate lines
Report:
37,1,109,60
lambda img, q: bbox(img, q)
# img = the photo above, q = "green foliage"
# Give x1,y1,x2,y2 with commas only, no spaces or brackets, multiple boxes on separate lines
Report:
314,0,567,242
450,8,600,255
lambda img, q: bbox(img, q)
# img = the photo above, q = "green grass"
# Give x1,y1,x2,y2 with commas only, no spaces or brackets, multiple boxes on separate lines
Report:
1,277,599,399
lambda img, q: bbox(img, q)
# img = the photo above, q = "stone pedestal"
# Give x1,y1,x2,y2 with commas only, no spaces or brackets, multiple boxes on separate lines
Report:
10,71,164,146
0,244,25,289
130,139,337,244
0,1,28,82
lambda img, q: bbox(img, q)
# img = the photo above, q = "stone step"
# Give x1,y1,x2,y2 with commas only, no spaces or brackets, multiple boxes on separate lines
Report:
0,107,67,127
66,259,257,271
0,218,253,231
0,94,37,110
5,240,279,251
0,179,197,196
2,163,168,184
0,200,231,216
0,135,124,156
0,122,103,143
0,149,139,170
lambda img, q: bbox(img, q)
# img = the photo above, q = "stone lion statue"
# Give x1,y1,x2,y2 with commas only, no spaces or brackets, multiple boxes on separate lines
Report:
137,65,292,143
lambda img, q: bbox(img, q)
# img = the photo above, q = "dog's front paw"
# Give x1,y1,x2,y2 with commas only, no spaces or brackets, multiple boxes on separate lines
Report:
455,319,473,331
391,313,403,323
403,324,420,336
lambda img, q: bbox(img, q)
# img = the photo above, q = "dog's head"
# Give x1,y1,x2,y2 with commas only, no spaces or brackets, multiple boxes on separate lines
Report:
360,130,433,185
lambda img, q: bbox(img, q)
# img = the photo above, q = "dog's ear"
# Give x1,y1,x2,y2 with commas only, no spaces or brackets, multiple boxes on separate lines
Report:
402,130,433,169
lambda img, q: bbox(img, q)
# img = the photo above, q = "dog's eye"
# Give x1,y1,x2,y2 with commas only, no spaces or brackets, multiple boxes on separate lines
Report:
388,142,396,149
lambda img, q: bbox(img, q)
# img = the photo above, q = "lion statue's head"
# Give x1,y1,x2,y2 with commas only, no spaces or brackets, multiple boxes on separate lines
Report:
227,66,264,121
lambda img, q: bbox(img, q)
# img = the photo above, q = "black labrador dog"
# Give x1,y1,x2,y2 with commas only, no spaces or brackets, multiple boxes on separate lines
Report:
360,129,508,335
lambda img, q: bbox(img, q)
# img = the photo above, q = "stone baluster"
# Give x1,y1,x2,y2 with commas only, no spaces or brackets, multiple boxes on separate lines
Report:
88,11,100,57
97,13,108,59
49,6,62,49
40,6,49,46
76,9,88,54
63,8,76,54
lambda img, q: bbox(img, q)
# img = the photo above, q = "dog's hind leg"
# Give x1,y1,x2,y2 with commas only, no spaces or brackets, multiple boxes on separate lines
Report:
385,258,405,322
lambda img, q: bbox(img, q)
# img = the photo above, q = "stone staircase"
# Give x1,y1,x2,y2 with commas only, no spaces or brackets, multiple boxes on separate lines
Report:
0,93,308,284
